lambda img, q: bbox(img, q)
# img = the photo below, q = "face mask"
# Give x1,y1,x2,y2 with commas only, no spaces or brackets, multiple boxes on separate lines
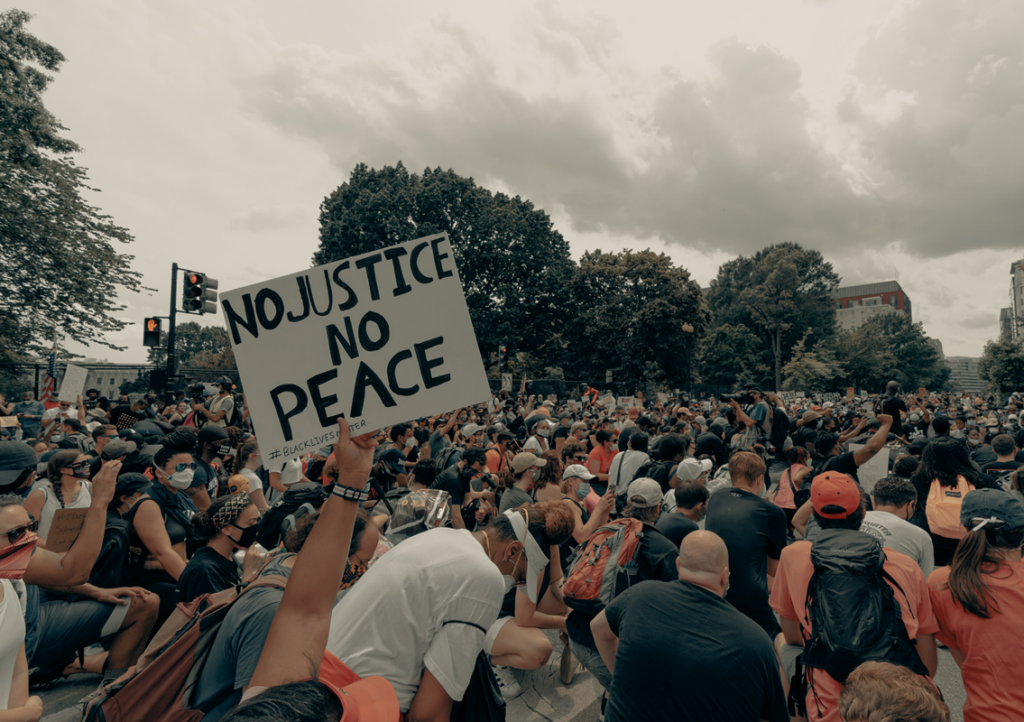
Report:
502,574,516,594
537,428,550,438
162,467,194,490
228,523,259,549
576,481,591,500
70,464,91,480
968,438,980,446
218,444,231,456
340,562,367,591
0,533,38,580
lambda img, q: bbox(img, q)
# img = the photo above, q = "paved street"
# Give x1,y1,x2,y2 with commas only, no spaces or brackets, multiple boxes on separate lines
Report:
37,631,967,722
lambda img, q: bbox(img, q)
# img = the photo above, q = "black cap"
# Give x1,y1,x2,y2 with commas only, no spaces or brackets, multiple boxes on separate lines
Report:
961,489,1024,531
0,441,37,486
197,426,229,443
114,472,152,500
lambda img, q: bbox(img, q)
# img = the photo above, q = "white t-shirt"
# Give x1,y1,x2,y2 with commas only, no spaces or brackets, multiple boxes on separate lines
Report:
29,479,93,540
326,528,504,712
608,450,651,496
523,436,547,453
860,510,935,578
0,580,26,710
239,468,262,492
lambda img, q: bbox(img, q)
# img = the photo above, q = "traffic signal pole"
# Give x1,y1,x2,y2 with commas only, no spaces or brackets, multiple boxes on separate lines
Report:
165,262,178,404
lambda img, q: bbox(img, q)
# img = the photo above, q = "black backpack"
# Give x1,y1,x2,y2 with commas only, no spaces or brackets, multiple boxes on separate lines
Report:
769,407,790,452
630,458,676,493
798,528,928,710
434,445,462,474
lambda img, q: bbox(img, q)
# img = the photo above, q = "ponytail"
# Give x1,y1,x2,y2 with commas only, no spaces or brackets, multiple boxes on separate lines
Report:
947,526,1024,618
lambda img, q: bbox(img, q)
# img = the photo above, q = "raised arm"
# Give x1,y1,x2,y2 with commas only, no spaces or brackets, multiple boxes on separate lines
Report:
249,416,376,689
852,415,893,467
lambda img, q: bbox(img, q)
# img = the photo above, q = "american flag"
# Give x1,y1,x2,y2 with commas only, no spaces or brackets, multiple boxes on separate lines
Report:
519,374,527,394
40,344,58,404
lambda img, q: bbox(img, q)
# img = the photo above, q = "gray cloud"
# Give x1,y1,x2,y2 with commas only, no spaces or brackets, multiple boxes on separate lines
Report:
228,206,309,232
238,1,1024,260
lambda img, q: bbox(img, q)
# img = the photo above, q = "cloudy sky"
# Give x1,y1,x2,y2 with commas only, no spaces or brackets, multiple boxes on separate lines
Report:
22,0,1024,362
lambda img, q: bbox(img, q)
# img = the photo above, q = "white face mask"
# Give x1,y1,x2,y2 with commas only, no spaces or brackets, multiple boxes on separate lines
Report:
502,575,516,594
537,428,550,438
162,467,194,490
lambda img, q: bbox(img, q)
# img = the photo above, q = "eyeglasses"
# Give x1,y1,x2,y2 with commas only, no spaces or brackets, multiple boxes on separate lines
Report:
5,519,38,544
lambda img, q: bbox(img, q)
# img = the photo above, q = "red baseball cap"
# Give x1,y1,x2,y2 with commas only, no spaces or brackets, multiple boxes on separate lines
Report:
811,472,861,519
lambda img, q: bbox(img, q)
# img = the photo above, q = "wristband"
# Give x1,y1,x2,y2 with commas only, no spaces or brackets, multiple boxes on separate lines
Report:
332,485,370,503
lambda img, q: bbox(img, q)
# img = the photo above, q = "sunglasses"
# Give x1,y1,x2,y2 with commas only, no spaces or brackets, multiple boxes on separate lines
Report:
573,455,588,461
171,461,197,473
5,519,38,544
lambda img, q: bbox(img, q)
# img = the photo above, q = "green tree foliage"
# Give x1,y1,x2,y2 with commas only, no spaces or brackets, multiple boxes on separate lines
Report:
697,323,768,387
315,163,574,365
562,249,710,387
0,10,144,363
840,313,949,392
782,336,845,393
118,370,150,396
706,243,839,391
979,336,1024,394
147,322,234,369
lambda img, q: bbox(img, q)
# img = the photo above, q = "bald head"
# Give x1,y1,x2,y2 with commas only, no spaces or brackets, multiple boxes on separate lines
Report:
678,531,728,575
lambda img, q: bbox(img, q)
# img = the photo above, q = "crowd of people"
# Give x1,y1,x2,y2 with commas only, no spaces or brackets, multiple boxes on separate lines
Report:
1,376,1023,721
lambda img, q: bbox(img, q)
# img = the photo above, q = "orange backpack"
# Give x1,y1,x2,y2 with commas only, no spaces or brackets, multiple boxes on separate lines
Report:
926,475,974,539
563,518,644,615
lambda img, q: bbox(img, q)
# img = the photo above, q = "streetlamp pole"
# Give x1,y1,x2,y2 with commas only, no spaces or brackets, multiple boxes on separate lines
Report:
682,323,694,400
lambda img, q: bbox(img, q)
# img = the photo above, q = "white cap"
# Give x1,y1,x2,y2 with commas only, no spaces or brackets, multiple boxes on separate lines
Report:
562,464,597,481
823,402,835,409
675,457,712,482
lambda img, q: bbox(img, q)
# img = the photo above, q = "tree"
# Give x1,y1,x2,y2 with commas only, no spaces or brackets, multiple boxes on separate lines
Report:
147,322,234,369
706,243,840,391
119,370,149,396
841,313,949,391
0,10,145,363
979,336,1024,394
561,249,710,387
315,163,575,366
782,336,845,393
697,323,769,387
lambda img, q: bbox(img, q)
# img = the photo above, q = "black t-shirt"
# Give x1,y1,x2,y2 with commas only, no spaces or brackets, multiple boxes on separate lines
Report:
881,396,908,437
905,421,929,441
175,546,240,605
981,459,1021,487
792,425,818,450
694,432,727,467
813,450,861,484
429,465,467,506
604,580,789,722
654,512,699,548
565,522,678,650
704,488,786,606
552,424,571,442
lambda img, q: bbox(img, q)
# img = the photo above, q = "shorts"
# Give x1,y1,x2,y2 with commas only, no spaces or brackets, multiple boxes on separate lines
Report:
32,596,131,669
484,616,513,656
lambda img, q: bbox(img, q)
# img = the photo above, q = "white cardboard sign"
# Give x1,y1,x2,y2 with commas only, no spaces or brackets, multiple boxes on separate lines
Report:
220,233,491,463
849,443,889,494
57,364,88,403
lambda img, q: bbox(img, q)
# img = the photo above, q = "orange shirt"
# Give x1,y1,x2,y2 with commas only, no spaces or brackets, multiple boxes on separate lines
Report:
928,562,1024,722
485,447,511,475
769,540,938,722
588,445,616,475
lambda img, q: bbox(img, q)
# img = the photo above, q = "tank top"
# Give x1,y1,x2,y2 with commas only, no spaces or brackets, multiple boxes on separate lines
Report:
126,497,190,579
774,464,805,510
30,479,93,539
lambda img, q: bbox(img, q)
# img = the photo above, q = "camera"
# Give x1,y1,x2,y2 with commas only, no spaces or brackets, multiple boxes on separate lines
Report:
188,381,206,402
720,392,755,405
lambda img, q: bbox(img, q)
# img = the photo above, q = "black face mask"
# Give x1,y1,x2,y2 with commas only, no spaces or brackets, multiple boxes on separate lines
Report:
228,523,259,548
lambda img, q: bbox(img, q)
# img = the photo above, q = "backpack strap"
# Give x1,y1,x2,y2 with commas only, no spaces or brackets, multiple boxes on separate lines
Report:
442,620,487,634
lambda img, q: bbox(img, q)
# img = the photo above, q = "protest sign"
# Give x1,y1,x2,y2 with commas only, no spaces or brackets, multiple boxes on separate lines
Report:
618,396,634,409
599,394,615,409
917,387,927,399
657,392,668,405
846,387,855,401
501,374,512,392
46,508,88,552
220,233,491,463
57,364,88,403
849,444,888,494
0,417,17,428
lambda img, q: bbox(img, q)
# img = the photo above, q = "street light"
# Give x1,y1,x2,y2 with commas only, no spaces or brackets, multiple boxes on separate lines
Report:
681,323,694,400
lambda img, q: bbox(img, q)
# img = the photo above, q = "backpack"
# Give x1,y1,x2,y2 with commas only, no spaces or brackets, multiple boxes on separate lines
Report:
83,574,288,722
385,489,452,545
562,518,644,615
434,445,462,474
769,408,790,452
926,475,974,539
630,458,676,493
90,516,132,590
799,529,928,701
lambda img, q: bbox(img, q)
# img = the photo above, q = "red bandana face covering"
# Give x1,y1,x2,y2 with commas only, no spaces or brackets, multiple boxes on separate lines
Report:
0,533,38,580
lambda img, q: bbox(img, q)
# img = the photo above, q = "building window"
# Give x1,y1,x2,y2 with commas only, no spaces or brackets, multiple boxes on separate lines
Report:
110,378,115,385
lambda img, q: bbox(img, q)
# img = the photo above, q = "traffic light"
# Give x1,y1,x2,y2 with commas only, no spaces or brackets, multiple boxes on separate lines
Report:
183,271,219,314
498,344,508,372
143,317,162,347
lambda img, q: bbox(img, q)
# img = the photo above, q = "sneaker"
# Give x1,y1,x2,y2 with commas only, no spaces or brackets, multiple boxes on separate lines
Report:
559,640,574,685
491,663,522,701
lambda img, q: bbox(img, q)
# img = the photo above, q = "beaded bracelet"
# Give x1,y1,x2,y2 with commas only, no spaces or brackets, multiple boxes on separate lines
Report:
332,485,370,502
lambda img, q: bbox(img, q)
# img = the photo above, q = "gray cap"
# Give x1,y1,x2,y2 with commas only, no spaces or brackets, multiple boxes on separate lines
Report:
0,441,37,486
626,477,663,509
102,440,137,460
960,489,1024,531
